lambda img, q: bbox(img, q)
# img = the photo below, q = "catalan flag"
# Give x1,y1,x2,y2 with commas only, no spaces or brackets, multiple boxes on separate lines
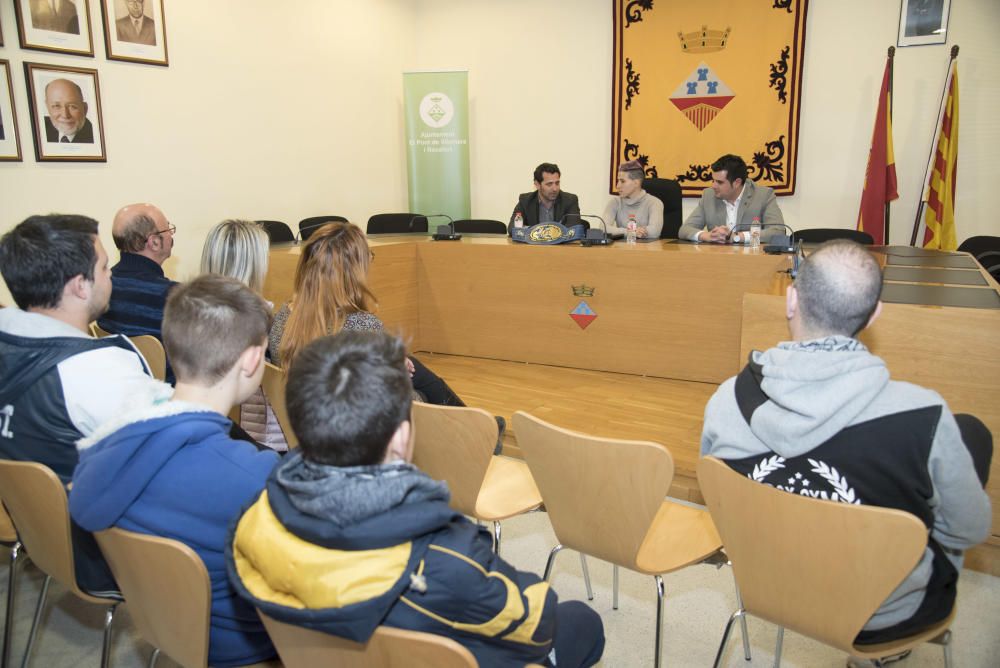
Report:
857,58,898,246
923,63,959,250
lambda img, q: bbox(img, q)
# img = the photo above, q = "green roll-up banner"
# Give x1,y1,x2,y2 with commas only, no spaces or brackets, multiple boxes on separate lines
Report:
403,70,471,224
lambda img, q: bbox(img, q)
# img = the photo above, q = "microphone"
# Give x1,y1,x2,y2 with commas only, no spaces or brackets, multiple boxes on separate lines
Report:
407,214,430,234
427,214,461,241
575,214,614,247
790,239,804,278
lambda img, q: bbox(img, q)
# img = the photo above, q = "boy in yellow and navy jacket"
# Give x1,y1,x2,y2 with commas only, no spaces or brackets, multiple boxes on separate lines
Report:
226,331,604,667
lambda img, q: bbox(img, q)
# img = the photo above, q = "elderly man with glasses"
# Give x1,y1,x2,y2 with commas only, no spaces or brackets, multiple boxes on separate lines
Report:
98,203,178,382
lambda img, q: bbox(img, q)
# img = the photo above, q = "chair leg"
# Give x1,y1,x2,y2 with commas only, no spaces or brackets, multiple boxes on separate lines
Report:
712,609,746,668
20,574,51,668
774,625,784,667
732,578,752,661
579,554,594,601
2,542,22,668
492,521,501,555
99,604,117,668
147,648,160,668
935,629,953,668
613,564,619,610
653,575,665,668
542,544,563,582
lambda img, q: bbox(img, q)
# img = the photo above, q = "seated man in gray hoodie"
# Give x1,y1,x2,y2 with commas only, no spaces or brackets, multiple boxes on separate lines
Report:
701,240,992,649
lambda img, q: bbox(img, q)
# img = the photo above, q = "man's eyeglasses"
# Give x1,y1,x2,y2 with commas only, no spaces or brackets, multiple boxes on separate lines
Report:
147,225,176,241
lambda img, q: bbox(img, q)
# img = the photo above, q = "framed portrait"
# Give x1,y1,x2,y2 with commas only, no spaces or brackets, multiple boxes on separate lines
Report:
101,0,168,66
13,0,94,56
24,62,106,162
898,0,951,47
0,61,23,161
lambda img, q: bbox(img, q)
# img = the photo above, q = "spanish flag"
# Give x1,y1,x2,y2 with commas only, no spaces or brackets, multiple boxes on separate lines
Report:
923,63,959,250
857,58,898,246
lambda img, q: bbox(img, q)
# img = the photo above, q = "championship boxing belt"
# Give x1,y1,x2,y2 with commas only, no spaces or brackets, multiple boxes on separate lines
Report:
511,222,587,245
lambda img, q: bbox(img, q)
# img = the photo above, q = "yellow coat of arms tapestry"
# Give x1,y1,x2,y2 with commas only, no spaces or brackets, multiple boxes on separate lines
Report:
611,0,809,196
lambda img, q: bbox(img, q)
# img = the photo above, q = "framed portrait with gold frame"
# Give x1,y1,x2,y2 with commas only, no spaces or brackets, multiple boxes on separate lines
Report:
0,60,24,161
101,0,168,66
24,62,106,162
13,0,94,57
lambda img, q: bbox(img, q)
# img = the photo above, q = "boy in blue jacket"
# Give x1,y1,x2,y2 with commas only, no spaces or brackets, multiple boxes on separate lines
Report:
227,331,604,667
70,274,279,666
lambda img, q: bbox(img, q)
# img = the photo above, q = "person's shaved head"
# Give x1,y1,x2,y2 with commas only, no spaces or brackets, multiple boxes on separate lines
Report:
792,240,883,338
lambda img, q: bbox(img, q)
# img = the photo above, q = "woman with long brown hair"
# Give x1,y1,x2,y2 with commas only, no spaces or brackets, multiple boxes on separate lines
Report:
269,222,470,409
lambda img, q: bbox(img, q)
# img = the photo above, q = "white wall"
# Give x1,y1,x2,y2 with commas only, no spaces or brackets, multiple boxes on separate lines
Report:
0,1,416,303
410,0,999,245
2,0,998,305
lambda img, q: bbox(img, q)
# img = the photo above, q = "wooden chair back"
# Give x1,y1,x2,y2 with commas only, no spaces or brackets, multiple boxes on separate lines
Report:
261,362,297,448
512,411,674,570
0,503,17,544
258,611,477,668
697,456,929,653
129,334,167,381
95,528,210,668
0,460,83,596
90,322,112,337
411,403,496,516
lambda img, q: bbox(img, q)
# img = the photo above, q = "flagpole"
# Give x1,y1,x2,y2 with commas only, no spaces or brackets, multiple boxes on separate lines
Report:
910,45,959,246
885,46,895,242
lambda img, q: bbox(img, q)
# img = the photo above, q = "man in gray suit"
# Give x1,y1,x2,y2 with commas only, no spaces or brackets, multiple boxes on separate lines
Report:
115,0,156,46
679,154,785,244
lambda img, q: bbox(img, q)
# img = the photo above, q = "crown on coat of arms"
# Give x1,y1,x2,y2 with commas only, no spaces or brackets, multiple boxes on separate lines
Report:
572,284,595,297
677,26,731,53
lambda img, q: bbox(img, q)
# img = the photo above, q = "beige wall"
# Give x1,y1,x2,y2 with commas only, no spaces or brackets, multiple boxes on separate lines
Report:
2,0,998,305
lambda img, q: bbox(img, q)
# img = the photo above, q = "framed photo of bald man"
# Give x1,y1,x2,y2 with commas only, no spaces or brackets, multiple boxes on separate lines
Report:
24,62,106,162
13,0,94,56
101,0,168,66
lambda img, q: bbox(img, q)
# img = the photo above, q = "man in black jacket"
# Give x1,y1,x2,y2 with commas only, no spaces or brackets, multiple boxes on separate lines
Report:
508,162,581,234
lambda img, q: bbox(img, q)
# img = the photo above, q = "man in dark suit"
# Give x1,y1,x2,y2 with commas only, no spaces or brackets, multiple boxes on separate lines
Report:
508,162,582,234
115,0,156,46
28,0,80,34
43,78,94,143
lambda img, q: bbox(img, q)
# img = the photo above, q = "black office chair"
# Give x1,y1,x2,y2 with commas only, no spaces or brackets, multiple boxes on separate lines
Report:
643,178,683,239
452,219,507,235
256,220,295,244
958,236,1000,282
299,216,349,241
791,228,874,245
957,236,1000,258
367,213,428,234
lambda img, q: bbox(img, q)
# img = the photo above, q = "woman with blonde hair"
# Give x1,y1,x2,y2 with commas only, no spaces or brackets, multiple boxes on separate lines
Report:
270,221,472,411
200,219,287,451
200,219,270,294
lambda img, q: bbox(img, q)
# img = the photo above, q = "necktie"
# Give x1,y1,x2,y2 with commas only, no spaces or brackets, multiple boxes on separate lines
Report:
60,136,70,143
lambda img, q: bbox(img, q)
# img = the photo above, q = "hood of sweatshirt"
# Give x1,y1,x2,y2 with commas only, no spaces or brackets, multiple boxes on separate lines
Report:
744,336,890,457
70,400,230,530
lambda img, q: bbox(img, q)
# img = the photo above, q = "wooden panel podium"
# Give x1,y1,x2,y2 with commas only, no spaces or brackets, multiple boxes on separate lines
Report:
267,237,793,383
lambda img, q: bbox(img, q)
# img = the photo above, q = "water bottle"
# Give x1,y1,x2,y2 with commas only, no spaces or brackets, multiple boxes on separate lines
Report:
750,216,761,251
626,214,637,245
514,212,524,228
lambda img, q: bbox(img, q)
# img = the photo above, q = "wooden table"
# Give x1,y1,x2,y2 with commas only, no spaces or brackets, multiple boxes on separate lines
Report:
266,236,794,383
